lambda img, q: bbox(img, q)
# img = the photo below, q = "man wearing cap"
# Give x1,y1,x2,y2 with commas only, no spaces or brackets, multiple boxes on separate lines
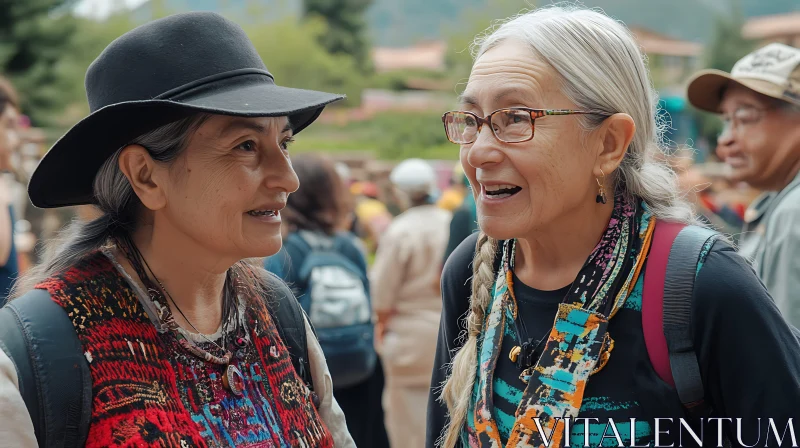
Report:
370,158,451,448
687,43,800,327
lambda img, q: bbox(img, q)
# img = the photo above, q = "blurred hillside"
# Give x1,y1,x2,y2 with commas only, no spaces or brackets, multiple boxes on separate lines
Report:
372,0,799,45
131,0,300,24
129,0,799,45
6,0,799,163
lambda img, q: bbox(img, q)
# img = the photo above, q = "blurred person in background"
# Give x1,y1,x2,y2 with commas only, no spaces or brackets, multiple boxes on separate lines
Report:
371,158,451,448
0,76,21,305
438,165,478,289
266,153,389,448
350,180,393,255
333,160,369,258
437,163,468,212
378,176,405,217
334,161,359,233
442,166,478,262
671,149,744,236
687,43,800,328
0,13,355,447
429,7,800,448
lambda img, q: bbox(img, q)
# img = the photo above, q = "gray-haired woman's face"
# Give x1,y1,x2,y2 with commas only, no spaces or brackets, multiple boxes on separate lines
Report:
459,40,601,240
121,114,299,263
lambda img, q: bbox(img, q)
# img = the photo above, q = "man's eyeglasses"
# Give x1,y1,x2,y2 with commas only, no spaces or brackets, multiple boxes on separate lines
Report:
441,107,611,145
718,106,770,141
721,106,768,129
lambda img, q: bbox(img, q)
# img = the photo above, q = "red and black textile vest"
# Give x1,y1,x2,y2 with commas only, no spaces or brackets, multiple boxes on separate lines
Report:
36,251,334,448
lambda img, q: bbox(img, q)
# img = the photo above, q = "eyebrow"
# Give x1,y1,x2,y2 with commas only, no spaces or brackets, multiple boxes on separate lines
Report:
218,118,293,138
458,88,533,109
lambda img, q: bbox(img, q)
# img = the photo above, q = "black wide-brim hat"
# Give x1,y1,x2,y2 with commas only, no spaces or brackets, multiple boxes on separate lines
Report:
29,11,345,208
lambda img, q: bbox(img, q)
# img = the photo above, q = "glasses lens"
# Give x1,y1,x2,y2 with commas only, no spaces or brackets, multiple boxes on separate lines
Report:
491,109,533,142
444,112,478,144
734,107,762,125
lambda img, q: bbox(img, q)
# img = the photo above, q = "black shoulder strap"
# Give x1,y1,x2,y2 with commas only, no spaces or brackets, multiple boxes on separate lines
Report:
0,289,91,448
663,225,721,418
264,275,314,390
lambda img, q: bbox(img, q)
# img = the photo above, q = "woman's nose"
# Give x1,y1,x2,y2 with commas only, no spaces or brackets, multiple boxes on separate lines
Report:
281,162,300,194
266,152,300,193
466,128,504,168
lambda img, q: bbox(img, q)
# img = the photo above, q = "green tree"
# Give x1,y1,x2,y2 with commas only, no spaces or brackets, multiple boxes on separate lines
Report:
0,0,78,126
244,16,364,105
369,111,452,160
704,2,754,72
303,0,373,73
693,0,755,145
48,13,137,128
443,0,529,84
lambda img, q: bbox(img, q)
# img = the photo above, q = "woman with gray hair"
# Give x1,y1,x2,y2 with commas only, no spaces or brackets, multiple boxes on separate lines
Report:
427,6,800,448
0,12,355,448
371,158,451,448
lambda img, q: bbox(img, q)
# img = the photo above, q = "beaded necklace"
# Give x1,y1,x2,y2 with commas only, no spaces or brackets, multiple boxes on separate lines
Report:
115,236,248,395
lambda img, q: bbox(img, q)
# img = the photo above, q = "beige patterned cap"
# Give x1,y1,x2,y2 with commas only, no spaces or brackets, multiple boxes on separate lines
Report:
687,43,800,113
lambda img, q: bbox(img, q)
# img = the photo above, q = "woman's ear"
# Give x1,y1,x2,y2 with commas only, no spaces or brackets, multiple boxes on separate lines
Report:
594,113,636,177
117,145,167,211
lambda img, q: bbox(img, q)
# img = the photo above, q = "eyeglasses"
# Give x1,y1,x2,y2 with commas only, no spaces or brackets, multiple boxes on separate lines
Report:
718,106,769,141
441,107,611,145
721,106,768,128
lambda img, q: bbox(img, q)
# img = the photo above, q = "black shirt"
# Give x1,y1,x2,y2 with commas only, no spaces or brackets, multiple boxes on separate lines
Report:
427,232,800,447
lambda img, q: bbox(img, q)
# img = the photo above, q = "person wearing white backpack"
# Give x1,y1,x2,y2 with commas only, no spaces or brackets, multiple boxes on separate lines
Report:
371,158,452,448
265,153,390,448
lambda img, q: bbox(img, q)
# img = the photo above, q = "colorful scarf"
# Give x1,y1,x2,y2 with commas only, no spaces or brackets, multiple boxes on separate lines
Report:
467,192,655,448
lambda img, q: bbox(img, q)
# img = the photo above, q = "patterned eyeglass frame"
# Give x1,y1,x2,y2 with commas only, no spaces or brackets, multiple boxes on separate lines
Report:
441,107,611,144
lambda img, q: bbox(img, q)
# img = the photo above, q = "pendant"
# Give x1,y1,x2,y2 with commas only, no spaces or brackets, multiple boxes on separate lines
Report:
222,364,245,396
509,345,521,363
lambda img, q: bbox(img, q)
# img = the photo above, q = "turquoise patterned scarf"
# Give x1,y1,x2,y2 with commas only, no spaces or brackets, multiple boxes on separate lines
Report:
464,195,655,448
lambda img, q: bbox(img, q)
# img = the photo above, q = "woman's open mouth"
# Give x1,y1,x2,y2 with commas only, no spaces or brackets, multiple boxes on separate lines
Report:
482,184,522,200
246,209,281,223
247,209,279,217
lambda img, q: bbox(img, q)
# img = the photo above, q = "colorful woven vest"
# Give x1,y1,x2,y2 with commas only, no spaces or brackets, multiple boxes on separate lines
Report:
37,251,334,448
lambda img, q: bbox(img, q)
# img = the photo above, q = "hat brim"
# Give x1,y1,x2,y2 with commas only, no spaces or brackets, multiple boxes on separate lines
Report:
686,69,789,113
29,80,344,208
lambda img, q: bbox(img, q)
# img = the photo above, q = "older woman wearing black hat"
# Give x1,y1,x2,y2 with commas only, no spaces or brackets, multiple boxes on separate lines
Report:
0,11,354,448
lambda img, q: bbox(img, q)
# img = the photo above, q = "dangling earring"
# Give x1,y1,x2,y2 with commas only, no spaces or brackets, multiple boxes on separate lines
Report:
595,169,607,204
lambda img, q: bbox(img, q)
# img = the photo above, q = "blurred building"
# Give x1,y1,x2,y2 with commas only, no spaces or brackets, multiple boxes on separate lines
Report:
319,41,453,122
359,89,453,115
631,27,703,88
743,12,800,48
371,41,447,73
629,27,703,149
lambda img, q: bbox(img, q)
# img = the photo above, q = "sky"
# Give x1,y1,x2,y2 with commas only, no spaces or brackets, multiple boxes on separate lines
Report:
74,0,149,19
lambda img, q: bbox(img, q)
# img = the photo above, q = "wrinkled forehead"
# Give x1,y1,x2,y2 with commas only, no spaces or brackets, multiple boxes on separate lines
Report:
203,114,293,139
461,40,561,112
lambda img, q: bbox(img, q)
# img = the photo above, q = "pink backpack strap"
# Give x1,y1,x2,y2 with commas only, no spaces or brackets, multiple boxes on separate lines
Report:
642,220,685,387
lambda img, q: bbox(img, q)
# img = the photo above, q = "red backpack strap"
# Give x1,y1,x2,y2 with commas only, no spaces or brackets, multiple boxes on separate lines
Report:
642,220,685,387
